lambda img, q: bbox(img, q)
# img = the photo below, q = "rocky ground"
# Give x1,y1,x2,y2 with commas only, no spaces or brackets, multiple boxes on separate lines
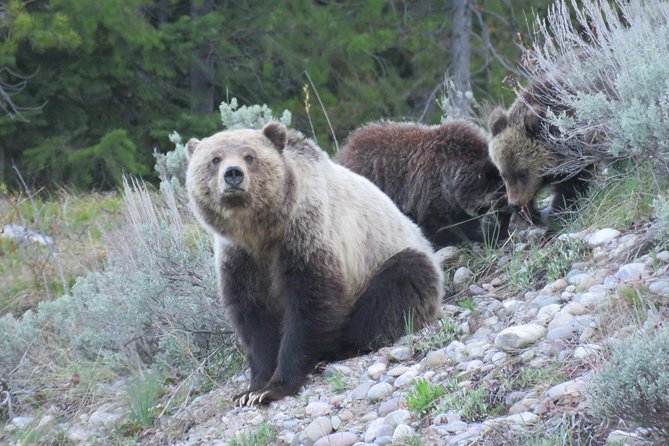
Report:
3,225,668,445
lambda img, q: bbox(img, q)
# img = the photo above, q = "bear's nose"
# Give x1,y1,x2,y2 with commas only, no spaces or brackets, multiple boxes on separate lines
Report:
223,166,244,186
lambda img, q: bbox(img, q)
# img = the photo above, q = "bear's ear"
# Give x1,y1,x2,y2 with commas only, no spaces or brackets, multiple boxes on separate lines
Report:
262,122,287,153
488,108,508,136
522,109,543,137
186,138,200,160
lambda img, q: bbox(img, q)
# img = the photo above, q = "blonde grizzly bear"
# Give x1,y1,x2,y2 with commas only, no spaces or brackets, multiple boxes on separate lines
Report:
488,78,593,224
185,122,443,405
337,120,509,247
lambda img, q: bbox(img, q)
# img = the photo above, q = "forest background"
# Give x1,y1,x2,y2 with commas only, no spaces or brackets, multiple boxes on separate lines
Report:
0,0,551,190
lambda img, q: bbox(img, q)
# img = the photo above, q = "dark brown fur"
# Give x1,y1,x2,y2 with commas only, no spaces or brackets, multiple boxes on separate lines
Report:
337,119,509,247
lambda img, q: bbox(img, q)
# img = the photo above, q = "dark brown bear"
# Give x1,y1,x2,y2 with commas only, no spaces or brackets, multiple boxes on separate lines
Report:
185,122,443,406
337,119,508,247
488,77,594,224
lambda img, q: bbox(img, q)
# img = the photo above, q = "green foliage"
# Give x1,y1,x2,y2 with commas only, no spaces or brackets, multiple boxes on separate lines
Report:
415,318,458,356
406,377,501,422
511,365,567,390
229,423,276,446
406,378,446,416
435,379,500,422
325,371,347,394
574,166,660,230
0,190,123,316
127,370,165,427
590,327,669,437
505,237,589,290
2,1,551,189
457,297,477,313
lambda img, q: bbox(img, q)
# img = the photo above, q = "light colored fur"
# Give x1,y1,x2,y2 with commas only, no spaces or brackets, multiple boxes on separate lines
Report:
186,124,443,308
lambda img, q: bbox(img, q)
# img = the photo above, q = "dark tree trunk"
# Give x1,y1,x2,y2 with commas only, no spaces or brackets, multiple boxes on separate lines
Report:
190,0,215,114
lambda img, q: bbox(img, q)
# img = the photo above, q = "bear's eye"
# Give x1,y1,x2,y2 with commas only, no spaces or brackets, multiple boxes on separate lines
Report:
244,154,254,164
211,156,221,165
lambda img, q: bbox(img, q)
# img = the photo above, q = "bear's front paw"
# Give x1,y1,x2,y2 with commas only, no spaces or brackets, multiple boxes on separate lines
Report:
232,386,286,407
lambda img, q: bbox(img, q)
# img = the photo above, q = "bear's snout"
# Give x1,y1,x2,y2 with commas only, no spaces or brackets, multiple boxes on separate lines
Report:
223,165,245,187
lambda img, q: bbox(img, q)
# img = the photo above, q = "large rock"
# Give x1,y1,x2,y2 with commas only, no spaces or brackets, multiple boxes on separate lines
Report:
494,324,546,351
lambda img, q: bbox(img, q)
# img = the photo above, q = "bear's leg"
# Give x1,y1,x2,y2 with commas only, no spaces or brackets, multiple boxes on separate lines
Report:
222,248,282,400
236,248,348,406
338,248,441,358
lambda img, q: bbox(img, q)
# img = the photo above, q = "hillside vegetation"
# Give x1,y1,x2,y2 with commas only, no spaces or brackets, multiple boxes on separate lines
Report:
2,1,669,445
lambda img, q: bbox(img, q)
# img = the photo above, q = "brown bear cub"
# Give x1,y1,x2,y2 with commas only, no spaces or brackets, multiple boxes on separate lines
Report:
488,78,593,224
185,122,443,406
337,120,509,247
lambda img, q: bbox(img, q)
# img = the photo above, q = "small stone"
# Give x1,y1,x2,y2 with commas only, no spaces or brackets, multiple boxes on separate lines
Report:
657,251,669,262
330,415,341,430
649,279,669,296
367,382,393,401
491,351,508,366
586,228,620,246
470,284,487,295
616,263,646,282
350,381,375,400
388,346,412,362
443,420,468,433
529,295,561,309
378,399,400,416
453,267,474,286
368,362,387,380
338,409,354,422
546,379,586,401
364,419,393,442
576,287,612,308
436,246,460,265
306,401,331,417
466,360,484,371
546,325,580,342
574,344,603,360
425,349,448,367
606,430,641,445
506,411,540,425
304,416,334,442
385,409,411,427
394,370,419,387
314,432,358,446
9,416,34,430
392,424,414,441
324,364,353,377
563,301,586,315
537,304,561,323
387,365,410,377
494,324,546,351
502,299,523,313
567,273,593,288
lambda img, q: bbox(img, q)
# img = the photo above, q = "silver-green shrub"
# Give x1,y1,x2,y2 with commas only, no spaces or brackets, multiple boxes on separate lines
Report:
589,327,669,437
0,178,233,382
522,0,669,174
155,98,291,188
653,194,669,242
